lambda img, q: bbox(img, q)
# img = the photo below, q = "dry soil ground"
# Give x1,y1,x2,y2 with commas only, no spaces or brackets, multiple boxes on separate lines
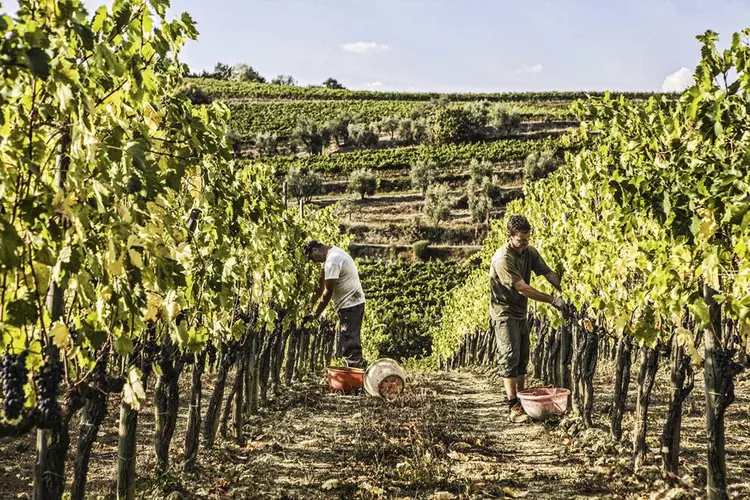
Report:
1,365,748,499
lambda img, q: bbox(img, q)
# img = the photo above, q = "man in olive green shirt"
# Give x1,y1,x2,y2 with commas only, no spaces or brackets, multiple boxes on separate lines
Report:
490,215,566,423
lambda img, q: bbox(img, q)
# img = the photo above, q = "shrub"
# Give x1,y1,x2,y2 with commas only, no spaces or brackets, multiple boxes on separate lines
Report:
466,159,498,224
322,77,345,89
397,118,424,144
230,63,265,83
378,116,400,140
212,62,232,80
468,159,493,183
271,74,297,86
226,129,243,155
412,240,430,261
327,113,353,146
467,177,493,224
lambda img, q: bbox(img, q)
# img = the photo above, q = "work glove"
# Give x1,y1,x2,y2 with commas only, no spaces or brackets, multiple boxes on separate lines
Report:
552,297,570,319
551,296,566,312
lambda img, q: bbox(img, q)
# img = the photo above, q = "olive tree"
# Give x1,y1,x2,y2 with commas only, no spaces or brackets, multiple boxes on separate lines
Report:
524,150,559,180
285,166,323,202
423,184,451,225
348,168,378,200
293,117,331,155
410,159,437,196
490,103,522,136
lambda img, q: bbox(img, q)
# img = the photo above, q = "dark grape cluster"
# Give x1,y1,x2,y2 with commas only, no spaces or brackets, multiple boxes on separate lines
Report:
145,337,160,364
34,360,62,428
131,335,160,368
1,350,29,421
234,310,251,324
715,347,743,378
222,340,240,366
206,344,217,371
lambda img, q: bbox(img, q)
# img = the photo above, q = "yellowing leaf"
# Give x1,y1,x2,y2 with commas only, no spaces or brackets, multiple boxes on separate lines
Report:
144,293,162,323
122,366,146,410
107,259,124,277
128,248,143,269
698,207,719,241
163,290,181,322
50,321,71,350
174,242,192,265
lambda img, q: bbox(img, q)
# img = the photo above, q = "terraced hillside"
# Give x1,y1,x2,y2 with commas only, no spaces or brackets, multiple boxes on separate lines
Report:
191,78,601,257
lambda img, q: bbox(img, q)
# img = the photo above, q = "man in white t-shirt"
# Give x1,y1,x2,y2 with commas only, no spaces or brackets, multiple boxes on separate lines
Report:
304,240,366,368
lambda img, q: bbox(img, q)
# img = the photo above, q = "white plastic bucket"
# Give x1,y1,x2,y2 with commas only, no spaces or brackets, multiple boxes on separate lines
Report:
364,358,406,399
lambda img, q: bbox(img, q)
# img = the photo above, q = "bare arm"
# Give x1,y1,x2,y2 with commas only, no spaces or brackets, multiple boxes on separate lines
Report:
513,279,555,304
312,279,336,319
544,270,562,292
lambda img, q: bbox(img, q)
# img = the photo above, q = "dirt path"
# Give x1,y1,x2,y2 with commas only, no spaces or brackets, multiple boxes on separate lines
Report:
143,370,647,500
3,367,746,499
439,370,592,498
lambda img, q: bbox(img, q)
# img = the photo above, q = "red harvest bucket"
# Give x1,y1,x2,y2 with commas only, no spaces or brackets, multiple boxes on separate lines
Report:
327,366,365,393
517,387,570,420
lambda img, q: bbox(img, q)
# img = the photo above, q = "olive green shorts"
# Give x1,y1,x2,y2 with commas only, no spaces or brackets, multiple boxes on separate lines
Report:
492,317,530,378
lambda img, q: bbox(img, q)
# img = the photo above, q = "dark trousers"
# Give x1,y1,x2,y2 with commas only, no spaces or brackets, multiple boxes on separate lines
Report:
492,317,530,378
338,303,365,368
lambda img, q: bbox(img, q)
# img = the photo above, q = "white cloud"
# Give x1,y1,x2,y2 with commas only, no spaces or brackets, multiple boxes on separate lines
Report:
516,64,544,75
366,81,384,88
341,42,391,55
661,67,692,92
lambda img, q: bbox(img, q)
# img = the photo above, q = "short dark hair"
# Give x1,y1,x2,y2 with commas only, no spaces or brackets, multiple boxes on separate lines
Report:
303,240,324,257
507,215,531,235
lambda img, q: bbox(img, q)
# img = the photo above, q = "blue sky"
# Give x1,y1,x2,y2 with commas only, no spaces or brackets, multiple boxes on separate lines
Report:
4,0,750,92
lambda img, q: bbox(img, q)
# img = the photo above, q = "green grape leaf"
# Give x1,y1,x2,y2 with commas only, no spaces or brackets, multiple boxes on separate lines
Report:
24,47,51,79
71,23,94,51
115,335,134,356
5,293,39,327
0,219,23,269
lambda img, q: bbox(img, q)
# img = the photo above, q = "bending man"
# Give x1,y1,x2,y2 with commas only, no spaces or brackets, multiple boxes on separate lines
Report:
490,215,566,423
304,240,366,368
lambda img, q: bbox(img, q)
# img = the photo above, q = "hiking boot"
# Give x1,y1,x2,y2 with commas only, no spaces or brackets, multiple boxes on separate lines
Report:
508,403,529,423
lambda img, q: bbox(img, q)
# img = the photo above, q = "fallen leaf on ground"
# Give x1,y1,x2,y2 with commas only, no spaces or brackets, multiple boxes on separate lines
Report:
447,451,469,462
269,442,283,452
429,492,457,500
449,441,472,451
503,487,529,498
360,482,385,496
299,439,322,448
321,479,340,490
